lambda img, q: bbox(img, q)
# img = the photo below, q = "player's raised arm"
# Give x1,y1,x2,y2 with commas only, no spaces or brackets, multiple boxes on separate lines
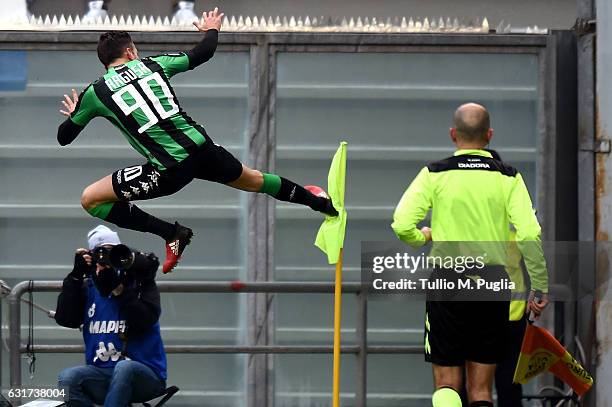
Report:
188,7,224,69
59,88,78,117
147,8,223,77
57,86,97,146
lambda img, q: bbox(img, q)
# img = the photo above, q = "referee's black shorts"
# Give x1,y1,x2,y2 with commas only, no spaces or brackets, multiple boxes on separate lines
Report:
424,267,511,366
111,136,243,202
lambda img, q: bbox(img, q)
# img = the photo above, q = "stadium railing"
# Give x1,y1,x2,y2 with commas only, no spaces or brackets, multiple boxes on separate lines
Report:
5,280,422,406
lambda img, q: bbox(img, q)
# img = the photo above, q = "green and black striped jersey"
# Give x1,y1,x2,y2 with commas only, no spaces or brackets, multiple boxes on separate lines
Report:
70,54,209,170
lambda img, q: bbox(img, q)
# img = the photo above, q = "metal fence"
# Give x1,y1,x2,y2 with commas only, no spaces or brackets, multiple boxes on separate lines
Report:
6,280,422,406
4,280,579,406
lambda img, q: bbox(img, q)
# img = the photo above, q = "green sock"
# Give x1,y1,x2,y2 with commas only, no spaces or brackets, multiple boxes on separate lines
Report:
258,173,330,213
260,173,282,197
87,202,114,219
432,387,462,407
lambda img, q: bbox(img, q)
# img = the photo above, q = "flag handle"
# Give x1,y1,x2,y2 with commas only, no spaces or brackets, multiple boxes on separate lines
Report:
332,249,343,407
527,290,544,324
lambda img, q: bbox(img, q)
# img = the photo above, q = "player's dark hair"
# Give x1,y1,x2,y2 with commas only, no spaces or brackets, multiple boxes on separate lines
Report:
97,31,133,67
453,104,491,142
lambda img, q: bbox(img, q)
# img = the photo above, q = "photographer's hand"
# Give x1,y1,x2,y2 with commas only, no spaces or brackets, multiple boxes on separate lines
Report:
141,253,160,280
108,249,159,298
112,283,125,297
70,248,94,280
56,249,90,328
128,252,159,282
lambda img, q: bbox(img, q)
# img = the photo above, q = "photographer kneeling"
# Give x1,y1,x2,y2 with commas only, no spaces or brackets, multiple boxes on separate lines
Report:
55,225,167,407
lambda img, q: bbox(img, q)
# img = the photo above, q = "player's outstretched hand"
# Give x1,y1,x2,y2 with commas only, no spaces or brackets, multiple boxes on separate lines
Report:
60,88,78,116
194,7,224,32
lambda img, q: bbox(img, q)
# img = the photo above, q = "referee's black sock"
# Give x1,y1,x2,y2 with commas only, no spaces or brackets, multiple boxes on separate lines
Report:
88,202,176,242
259,173,330,213
470,401,493,407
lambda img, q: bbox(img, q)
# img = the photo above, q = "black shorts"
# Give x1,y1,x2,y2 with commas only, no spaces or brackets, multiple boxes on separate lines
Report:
424,268,510,366
424,300,509,365
112,140,243,202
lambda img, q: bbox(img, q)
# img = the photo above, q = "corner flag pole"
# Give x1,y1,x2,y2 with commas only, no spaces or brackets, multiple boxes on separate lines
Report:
332,248,343,407
313,141,348,407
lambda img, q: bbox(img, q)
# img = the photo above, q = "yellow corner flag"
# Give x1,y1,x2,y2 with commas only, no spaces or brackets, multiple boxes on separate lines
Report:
313,141,347,407
315,141,348,264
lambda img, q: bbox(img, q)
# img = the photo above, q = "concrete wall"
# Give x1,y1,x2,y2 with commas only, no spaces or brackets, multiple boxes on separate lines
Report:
30,0,577,29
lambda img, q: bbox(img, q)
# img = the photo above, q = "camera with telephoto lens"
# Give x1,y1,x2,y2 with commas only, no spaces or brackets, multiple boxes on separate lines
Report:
89,244,158,277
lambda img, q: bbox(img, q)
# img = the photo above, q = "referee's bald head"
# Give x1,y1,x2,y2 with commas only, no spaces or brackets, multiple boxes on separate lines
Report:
452,103,491,143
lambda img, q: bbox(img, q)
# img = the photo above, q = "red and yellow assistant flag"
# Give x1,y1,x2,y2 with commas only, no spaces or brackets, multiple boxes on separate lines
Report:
513,323,593,396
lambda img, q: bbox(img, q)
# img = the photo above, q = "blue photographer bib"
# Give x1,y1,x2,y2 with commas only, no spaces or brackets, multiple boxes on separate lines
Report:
83,279,167,380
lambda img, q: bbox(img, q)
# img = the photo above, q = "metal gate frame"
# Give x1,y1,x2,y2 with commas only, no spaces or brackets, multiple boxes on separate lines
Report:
0,30,581,406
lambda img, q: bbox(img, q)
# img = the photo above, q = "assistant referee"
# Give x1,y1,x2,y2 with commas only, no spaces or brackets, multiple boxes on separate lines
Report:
391,103,549,406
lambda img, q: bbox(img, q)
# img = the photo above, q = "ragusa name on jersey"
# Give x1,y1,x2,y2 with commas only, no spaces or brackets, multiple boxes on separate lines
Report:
105,61,153,91
458,162,491,169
